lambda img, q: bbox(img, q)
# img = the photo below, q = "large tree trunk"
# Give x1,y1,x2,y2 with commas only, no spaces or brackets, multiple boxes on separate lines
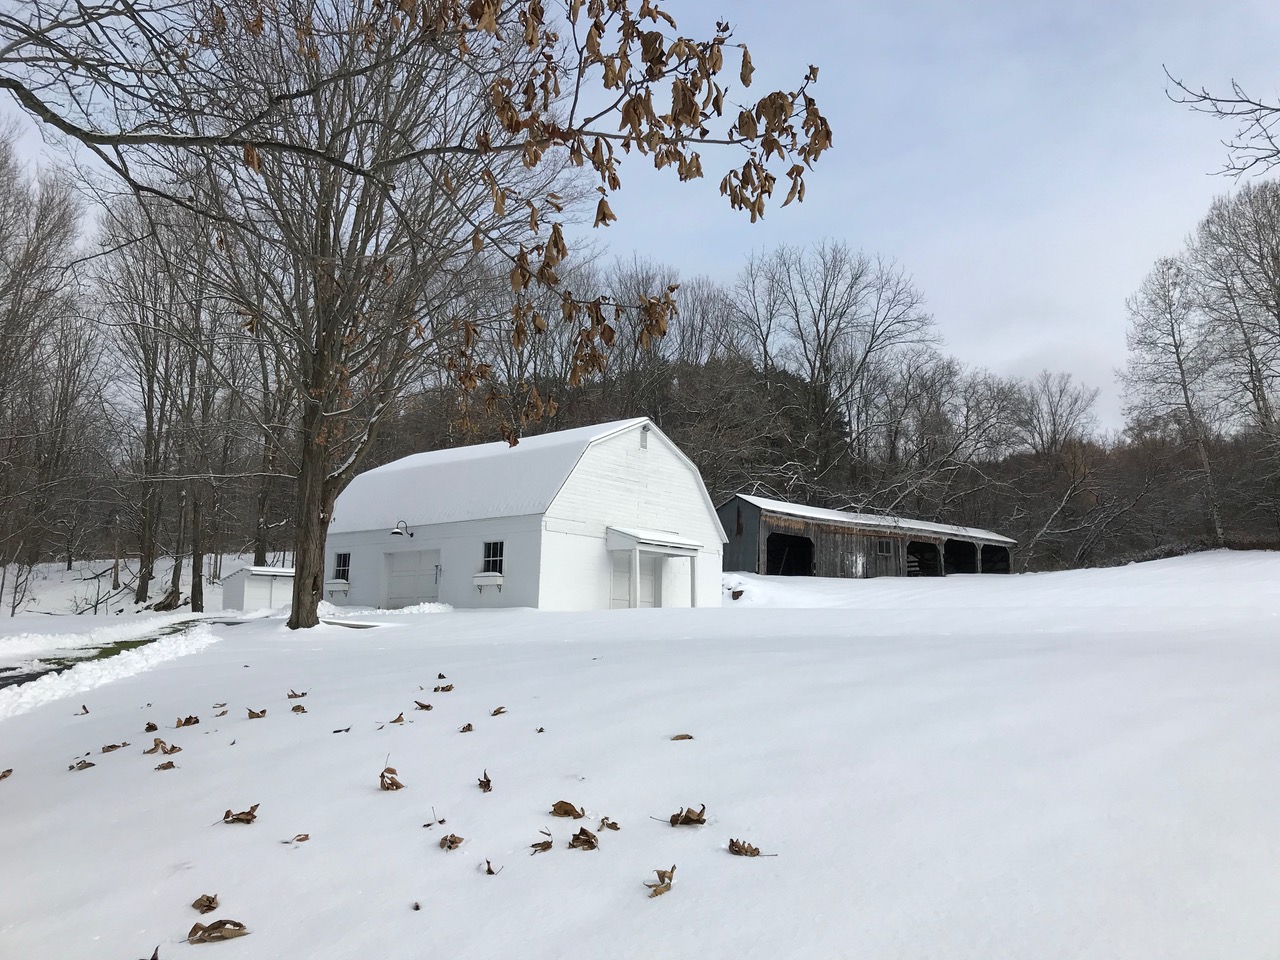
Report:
288,412,332,630
191,487,205,613
134,487,157,603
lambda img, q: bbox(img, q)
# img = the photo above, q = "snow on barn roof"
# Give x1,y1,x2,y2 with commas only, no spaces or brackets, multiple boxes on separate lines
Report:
329,418,651,533
736,494,1017,545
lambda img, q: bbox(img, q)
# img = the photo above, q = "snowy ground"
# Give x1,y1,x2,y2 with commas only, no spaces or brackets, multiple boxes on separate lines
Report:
2,552,1279,959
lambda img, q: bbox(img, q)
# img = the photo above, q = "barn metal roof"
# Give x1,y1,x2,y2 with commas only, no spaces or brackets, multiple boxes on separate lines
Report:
735,494,1017,545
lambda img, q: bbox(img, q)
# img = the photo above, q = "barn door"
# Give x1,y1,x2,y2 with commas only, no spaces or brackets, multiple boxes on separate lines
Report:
386,550,442,608
610,553,659,608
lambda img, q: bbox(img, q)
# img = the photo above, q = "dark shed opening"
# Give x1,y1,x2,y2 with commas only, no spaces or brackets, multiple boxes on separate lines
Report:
766,533,814,576
980,544,1011,574
906,540,942,577
943,539,978,574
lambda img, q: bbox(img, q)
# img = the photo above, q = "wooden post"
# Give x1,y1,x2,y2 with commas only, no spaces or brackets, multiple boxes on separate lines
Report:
630,547,640,609
689,555,697,608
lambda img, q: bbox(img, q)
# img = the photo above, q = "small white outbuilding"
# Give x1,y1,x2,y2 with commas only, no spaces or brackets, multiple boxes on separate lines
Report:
220,566,295,611
323,418,726,611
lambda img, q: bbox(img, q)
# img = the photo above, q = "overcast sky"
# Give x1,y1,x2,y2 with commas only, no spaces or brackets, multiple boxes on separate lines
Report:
5,1,1278,428
598,0,1280,428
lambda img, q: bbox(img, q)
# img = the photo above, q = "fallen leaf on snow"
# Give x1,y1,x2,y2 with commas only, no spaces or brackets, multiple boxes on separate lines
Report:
100,742,130,753
75,704,89,715
287,689,307,699
212,702,227,709
222,804,259,825
550,800,585,819
144,721,158,733
414,701,432,711
68,760,95,771
155,761,176,771
191,894,218,914
285,833,310,843
598,817,620,831
175,715,200,728
214,710,228,718
568,827,598,850
669,804,706,827
438,833,464,851
645,864,677,898
529,830,553,854
0,769,11,782
187,919,249,943
143,738,181,755
292,704,307,714
247,708,266,719
459,723,473,733
478,769,492,792
389,712,405,724
670,734,694,741
434,684,454,693
437,673,447,679
728,838,761,857
380,766,405,791
490,706,507,716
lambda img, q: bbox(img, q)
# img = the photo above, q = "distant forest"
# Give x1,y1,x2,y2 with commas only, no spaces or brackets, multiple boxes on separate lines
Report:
2,131,1278,611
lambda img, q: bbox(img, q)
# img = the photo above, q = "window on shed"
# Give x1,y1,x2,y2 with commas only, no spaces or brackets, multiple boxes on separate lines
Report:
333,552,351,581
876,538,892,557
483,541,504,574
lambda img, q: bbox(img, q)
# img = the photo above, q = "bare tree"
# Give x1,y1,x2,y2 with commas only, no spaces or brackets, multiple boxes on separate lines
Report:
1120,256,1225,545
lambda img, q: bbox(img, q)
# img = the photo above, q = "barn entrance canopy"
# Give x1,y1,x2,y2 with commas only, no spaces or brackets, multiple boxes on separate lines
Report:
606,527,703,608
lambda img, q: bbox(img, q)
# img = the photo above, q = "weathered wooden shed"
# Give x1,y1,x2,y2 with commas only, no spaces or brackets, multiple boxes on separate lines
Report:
718,494,1015,578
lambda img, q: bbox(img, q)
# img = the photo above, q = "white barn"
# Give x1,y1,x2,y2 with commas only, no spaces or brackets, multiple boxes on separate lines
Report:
323,418,726,611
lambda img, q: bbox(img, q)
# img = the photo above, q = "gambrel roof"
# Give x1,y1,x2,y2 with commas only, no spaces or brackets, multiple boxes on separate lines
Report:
330,418,687,534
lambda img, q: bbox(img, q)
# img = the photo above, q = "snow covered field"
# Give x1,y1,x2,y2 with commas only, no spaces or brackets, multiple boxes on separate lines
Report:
2,552,1279,959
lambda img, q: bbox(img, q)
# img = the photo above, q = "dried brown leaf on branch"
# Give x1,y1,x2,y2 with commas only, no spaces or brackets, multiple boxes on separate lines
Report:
669,804,706,827
155,760,177,771
222,804,259,824
175,715,200,728
459,723,473,733
568,827,598,850
670,734,694,741
100,742,130,753
68,759,95,771
490,706,507,716
598,817,620,831
287,689,307,699
728,838,761,857
191,894,219,914
550,800,585,819
144,721,158,733
438,833,464,851
187,919,250,943
380,767,406,791
478,769,492,792
247,708,266,719
414,701,433,711
434,684,453,693
644,864,676,897
292,704,307,714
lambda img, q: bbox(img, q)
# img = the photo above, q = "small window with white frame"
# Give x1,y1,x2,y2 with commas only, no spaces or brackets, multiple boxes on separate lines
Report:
333,552,351,581
482,541,504,574
876,538,892,557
